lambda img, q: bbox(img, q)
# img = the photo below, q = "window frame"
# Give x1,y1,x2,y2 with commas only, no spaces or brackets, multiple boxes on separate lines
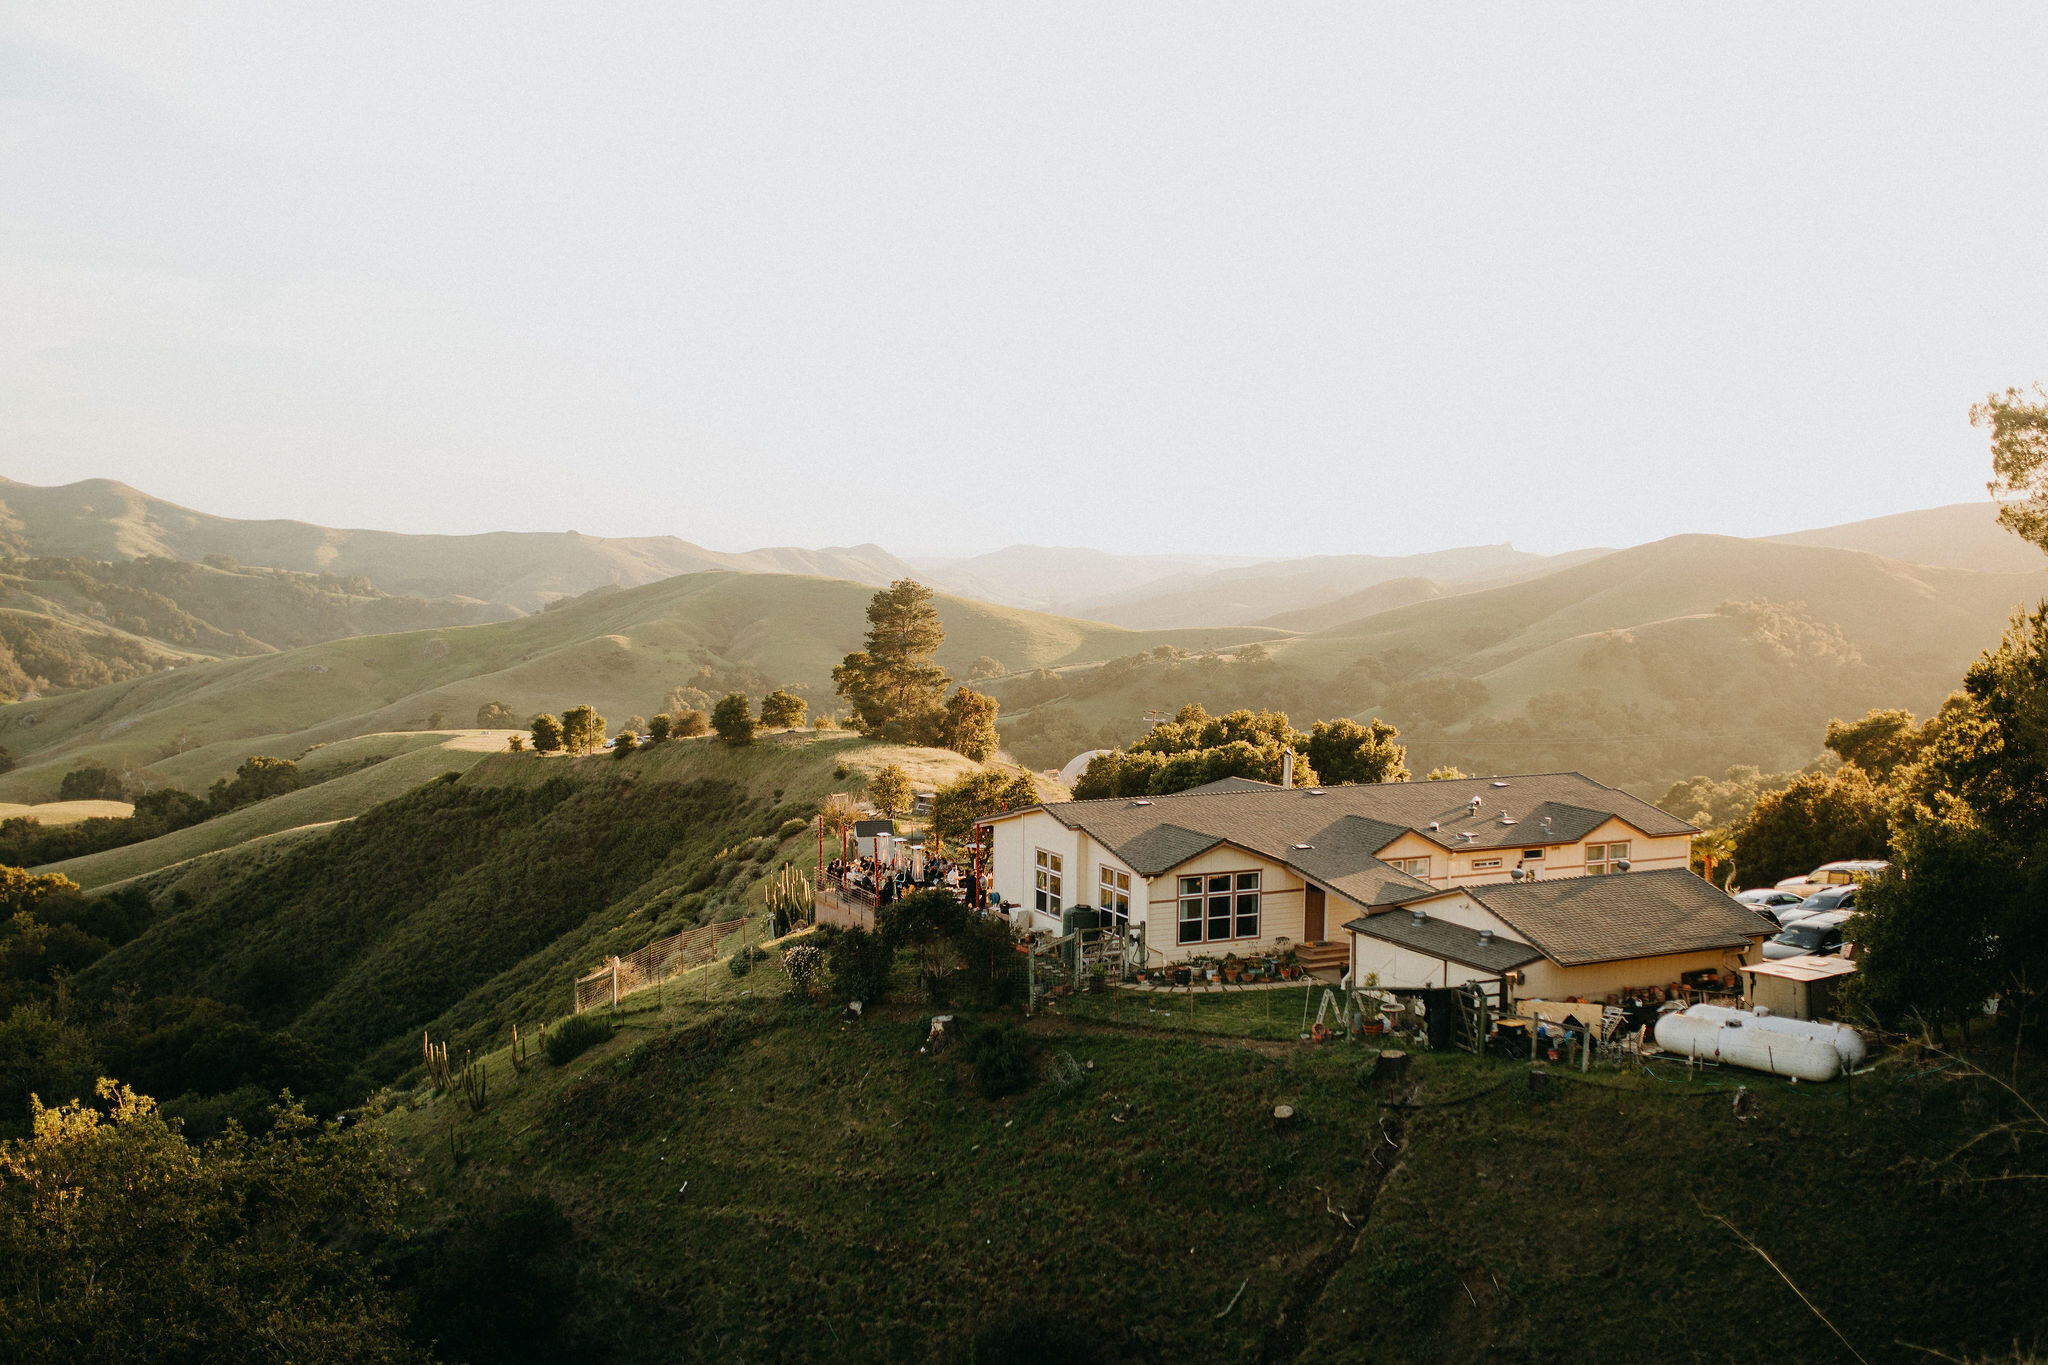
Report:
1390,856,1430,878
1175,868,1261,945
1034,848,1063,913
1099,865,1131,927
1585,840,1631,875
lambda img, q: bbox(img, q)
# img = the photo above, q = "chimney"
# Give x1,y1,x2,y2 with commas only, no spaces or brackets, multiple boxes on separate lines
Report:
1281,750,1296,788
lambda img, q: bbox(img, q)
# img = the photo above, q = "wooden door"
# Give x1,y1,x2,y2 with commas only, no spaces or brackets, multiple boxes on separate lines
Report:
1303,886,1325,943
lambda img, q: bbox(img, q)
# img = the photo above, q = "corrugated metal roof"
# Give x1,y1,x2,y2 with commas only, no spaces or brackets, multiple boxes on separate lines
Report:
1344,913,1544,973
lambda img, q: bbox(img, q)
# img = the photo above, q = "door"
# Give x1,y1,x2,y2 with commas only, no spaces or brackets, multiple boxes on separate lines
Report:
1303,886,1325,943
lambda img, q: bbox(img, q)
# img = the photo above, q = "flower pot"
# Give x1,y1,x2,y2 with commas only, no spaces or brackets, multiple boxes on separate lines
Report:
1172,968,1191,987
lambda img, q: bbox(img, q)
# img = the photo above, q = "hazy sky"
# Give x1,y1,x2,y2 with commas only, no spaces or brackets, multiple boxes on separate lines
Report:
3,6,2044,559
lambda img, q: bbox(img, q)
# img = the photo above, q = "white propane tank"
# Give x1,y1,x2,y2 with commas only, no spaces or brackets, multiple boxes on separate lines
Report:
1652,1004,1866,1084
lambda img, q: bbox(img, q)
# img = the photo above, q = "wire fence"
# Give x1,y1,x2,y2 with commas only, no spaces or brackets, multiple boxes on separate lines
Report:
573,915,757,1013
1042,978,1408,1043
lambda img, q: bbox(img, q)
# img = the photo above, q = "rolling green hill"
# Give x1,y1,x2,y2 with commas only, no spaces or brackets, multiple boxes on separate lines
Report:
0,570,1276,804
69,733,969,1088
0,476,915,612
0,553,515,699
992,533,2048,793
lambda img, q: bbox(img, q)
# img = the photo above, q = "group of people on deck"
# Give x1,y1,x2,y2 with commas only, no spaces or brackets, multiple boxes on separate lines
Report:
826,853,993,909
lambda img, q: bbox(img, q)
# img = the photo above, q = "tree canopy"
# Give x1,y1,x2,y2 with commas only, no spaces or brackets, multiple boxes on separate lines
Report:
711,692,755,746
760,688,808,730
868,764,912,817
1975,383,2048,553
930,768,1039,846
833,579,952,742
559,704,606,757
529,713,563,753
938,687,1001,763
1072,704,1406,799
1731,765,1890,888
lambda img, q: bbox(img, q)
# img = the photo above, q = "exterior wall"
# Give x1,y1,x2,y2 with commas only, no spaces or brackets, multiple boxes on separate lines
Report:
988,809,1089,934
1514,945,1757,1003
1138,845,1307,966
1409,818,1692,890
1375,831,1449,885
1350,935,1523,991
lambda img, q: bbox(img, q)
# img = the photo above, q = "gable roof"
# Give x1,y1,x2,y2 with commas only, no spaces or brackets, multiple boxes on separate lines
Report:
1343,912,1544,974
988,772,1693,910
1450,868,1768,967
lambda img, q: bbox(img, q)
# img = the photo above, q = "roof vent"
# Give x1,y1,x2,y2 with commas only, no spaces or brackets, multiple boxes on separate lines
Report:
1541,817,1553,832
1478,929,1494,945
1305,788,1325,797
1459,831,1478,842
1499,813,1517,825
1292,843,1314,850
1411,908,1428,925
1427,821,1440,831
1491,781,1510,788
1468,795,1483,811
1129,800,1153,807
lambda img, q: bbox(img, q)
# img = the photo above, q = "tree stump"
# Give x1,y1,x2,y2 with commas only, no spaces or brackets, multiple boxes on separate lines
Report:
1271,1103,1297,1130
1372,1050,1409,1087
1527,1068,1550,1096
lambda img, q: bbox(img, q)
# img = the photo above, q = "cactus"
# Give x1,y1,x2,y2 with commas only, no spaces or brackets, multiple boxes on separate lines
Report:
510,1023,531,1074
423,1033,454,1092
763,864,813,934
457,1049,489,1112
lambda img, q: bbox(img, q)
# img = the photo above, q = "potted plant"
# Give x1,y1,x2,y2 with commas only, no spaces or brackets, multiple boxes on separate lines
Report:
1222,953,1241,984
1089,964,1108,994
1172,965,1191,987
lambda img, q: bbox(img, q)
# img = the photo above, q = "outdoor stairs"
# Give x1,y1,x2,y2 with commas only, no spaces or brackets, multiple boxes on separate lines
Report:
1296,940,1348,977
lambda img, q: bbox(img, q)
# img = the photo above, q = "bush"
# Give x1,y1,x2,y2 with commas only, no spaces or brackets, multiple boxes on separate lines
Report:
58,762,127,801
542,1012,611,1066
824,926,895,1004
778,816,810,839
782,944,825,994
727,945,767,978
964,1021,1033,1099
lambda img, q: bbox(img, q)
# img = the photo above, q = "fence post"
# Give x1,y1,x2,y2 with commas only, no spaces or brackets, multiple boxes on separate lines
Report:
609,957,620,1014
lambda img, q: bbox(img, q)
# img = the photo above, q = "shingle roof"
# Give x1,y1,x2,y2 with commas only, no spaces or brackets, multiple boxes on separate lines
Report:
994,772,1693,911
1343,913,1544,974
1459,868,1768,967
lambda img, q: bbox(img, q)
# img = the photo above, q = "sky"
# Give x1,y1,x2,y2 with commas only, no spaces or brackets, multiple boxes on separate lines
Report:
2,5,2044,560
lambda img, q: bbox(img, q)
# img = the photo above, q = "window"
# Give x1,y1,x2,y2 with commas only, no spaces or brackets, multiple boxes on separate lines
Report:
1034,849,1063,913
1176,870,1259,944
1521,849,1544,861
1390,856,1430,877
1470,857,1503,870
1099,866,1131,926
1586,841,1630,875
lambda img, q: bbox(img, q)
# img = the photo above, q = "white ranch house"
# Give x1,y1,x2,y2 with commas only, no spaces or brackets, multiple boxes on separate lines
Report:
978,771,1767,1001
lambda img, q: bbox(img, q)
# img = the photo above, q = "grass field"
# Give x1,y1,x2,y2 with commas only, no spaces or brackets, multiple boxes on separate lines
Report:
0,798,133,824
0,570,1272,804
382,955,2048,1364
37,732,512,888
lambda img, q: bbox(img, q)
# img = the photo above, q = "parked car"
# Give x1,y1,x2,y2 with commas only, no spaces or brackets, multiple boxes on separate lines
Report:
1761,910,1852,960
1774,859,1888,894
1736,888,1810,927
1776,884,1858,928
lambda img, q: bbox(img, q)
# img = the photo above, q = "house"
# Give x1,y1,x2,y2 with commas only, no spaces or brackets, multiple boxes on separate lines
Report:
975,771,1701,972
1346,868,1772,1004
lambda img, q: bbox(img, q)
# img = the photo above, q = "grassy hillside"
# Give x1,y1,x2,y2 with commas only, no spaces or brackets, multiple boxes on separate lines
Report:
70,734,974,1087
376,980,2047,1364
1767,500,2045,574
0,571,1274,802
992,534,2048,793
0,476,914,611
38,731,510,889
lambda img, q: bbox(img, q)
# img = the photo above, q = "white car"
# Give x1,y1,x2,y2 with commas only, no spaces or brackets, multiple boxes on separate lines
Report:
1774,859,1887,894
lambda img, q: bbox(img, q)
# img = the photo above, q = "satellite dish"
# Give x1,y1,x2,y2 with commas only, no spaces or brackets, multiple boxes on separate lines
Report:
1615,858,1633,873
1510,868,1527,881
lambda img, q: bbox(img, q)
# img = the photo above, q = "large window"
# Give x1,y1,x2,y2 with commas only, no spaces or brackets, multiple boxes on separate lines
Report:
1035,849,1063,912
1099,866,1131,927
1586,840,1630,875
1177,870,1260,945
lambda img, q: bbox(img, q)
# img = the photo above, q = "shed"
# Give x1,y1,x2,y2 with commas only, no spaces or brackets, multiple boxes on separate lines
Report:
1740,954,1857,1022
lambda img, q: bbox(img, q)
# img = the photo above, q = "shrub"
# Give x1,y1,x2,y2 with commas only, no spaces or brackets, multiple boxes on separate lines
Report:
711,692,754,746
824,926,895,1004
782,944,825,994
728,945,768,978
964,1021,1032,1099
543,1012,611,1066
778,816,810,839
672,710,710,738
611,730,638,758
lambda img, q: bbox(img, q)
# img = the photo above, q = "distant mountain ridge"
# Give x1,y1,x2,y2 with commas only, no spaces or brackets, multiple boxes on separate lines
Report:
0,477,917,612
